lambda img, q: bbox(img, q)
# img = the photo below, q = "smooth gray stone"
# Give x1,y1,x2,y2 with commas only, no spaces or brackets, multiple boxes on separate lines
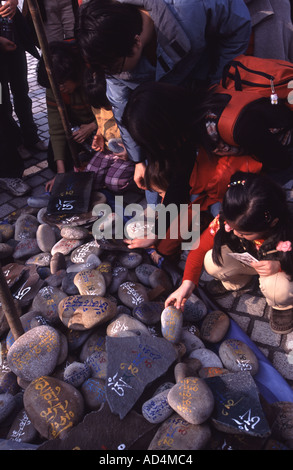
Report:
181,326,205,354
79,330,107,362
61,272,80,295
132,302,164,325
80,378,106,410
161,306,183,343
188,348,223,369
108,265,128,294
7,326,61,382
182,293,208,323
135,263,158,287
218,339,259,376
64,361,91,388
7,408,38,443
32,286,67,324
0,393,16,423
118,251,143,269
14,214,39,241
167,377,214,424
13,238,40,259
70,240,102,264
117,281,149,308
106,335,177,419
45,269,66,287
6,310,47,349
0,439,38,450
27,194,50,208
60,225,89,240
106,313,150,338
36,224,56,252
142,388,174,423
86,350,108,379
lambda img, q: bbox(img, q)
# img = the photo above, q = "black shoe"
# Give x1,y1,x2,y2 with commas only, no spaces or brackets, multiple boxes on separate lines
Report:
205,279,230,298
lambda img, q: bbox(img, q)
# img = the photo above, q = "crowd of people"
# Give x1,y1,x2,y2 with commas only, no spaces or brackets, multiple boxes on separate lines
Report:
1,0,293,333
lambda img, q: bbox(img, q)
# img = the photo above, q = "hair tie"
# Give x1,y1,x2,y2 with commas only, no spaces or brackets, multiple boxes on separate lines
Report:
228,179,246,188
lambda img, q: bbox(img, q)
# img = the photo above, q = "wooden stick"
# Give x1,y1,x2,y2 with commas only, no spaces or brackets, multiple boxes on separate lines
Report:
0,266,24,340
25,0,79,167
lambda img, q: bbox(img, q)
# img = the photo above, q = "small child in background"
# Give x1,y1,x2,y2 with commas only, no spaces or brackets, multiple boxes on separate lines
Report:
166,171,293,335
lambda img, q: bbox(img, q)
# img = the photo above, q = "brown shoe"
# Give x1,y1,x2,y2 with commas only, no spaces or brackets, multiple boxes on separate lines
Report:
269,307,293,335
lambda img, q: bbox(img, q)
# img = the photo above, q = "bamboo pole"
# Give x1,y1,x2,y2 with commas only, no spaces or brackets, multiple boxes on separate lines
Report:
0,266,24,340
25,0,79,166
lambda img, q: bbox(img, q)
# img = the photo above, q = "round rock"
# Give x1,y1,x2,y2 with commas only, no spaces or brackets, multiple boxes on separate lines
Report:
188,348,223,368
14,214,39,241
64,361,91,387
23,375,84,440
74,269,106,296
80,378,106,410
118,281,149,308
7,326,61,382
36,224,56,252
60,225,89,240
167,377,214,425
51,238,83,256
219,339,259,375
133,301,164,325
161,306,183,343
142,388,174,424
200,310,230,343
32,286,67,324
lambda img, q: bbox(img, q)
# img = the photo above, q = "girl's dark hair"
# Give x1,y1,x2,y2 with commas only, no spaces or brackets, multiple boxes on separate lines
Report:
122,81,211,177
77,0,142,74
37,41,85,88
82,68,110,109
144,160,172,193
213,171,293,279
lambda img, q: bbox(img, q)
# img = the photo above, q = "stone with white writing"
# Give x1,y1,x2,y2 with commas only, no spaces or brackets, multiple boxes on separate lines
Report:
74,269,106,296
188,348,223,369
7,408,38,443
132,301,164,325
219,339,259,376
64,361,91,388
148,413,211,450
108,265,129,294
7,326,61,382
70,240,102,264
205,371,270,437
142,388,174,424
13,238,40,259
118,251,143,269
106,313,150,338
12,269,45,308
182,293,208,323
80,378,106,410
32,286,67,324
0,393,16,423
66,254,102,273
200,310,230,343
23,375,84,440
58,295,117,330
161,306,183,343
14,214,39,241
86,350,108,379
106,334,177,419
2,262,26,288
180,325,205,354
118,281,149,309
167,377,214,425
51,238,83,256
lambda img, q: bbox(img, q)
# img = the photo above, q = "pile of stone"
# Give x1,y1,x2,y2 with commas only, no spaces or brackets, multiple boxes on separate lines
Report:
0,197,292,451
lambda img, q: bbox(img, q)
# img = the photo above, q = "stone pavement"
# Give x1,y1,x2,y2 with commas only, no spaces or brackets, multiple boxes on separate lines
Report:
1,52,293,393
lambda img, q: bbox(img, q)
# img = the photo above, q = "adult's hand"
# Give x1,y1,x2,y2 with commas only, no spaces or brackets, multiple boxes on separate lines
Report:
0,0,18,19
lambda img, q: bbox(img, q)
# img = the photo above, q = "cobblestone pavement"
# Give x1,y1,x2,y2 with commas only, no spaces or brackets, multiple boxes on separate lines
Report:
2,53,293,393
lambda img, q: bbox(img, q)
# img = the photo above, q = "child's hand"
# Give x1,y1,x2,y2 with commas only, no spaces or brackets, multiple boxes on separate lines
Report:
73,123,96,143
165,280,195,311
134,162,147,190
92,132,105,151
124,236,157,249
251,260,281,276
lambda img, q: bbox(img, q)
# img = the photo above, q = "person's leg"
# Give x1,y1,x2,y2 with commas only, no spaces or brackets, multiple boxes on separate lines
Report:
59,0,76,39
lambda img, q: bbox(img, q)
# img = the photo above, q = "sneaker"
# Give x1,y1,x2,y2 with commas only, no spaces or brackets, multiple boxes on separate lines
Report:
0,178,31,196
269,307,293,335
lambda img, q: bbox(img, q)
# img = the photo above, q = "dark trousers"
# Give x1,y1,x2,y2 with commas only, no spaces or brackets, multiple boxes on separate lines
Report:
2,46,39,147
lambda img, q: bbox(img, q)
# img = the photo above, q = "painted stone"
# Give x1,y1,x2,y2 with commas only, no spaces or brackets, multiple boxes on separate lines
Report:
161,306,183,343
200,310,230,343
219,339,259,376
74,269,106,296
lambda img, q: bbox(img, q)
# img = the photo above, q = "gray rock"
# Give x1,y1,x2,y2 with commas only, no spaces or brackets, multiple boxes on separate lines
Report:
117,281,149,308
70,240,102,264
161,306,183,343
135,263,158,286
106,313,150,338
80,378,106,410
32,286,67,324
74,269,106,296
64,361,91,387
188,348,223,368
14,214,39,241
36,224,56,252
86,350,108,379
7,408,38,443
0,393,16,423
118,251,143,269
13,238,40,259
51,238,83,256
132,301,164,325
218,339,259,376
142,388,174,424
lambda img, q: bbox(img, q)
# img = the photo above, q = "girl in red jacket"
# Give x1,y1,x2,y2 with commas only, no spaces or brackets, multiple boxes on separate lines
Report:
166,171,293,334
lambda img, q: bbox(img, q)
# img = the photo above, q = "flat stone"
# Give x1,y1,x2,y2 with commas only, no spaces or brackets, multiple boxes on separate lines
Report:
200,310,230,343
51,238,83,256
206,371,270,437
36,224,56,252
161,306,183,343
219,339,259,376
60,225,89,240
106,335,177,419
148,413,211,450
58,295,117,330
167,377,214,424
2,262,26,288
32,286,67,324
23,375,84,440
118,281,149,308
74,269,106,296
14,214,39,241
106,313,150,338
132,301,164,325
25,252,51,266
70,240,102,264
7,326,61,382
12,270,45,308
63,361,91,387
